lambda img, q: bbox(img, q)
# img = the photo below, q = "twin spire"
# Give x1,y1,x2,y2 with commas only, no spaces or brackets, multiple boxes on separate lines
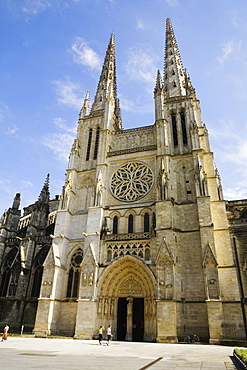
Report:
161,18,196,99
84,19,195,125
90,33,122,130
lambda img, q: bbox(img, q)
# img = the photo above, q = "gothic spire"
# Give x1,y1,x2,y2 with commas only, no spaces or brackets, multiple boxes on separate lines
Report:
154,69,163,95
164,18,189,99
38,174,50,204
91,33,118,114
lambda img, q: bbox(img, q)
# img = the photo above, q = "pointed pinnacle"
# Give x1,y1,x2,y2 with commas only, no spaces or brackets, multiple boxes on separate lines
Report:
38,174,50,203
154,69,163,93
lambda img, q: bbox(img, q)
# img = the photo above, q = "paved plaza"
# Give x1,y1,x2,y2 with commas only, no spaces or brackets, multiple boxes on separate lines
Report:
0,337,240,369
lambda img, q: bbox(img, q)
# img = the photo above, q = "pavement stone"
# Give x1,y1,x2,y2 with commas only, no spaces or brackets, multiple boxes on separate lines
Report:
0,337,241,369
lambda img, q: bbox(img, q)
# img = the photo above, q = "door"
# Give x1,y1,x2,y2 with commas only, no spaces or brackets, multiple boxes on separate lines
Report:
133,298,144,342
117,298,127,340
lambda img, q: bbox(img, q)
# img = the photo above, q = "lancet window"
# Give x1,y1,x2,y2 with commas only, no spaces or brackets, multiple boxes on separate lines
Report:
86,128,93,161
144,213,150,232
128,214,134,233
93,127,100,160
171,113,178,146
180,112,187,145
113,216,118,234
0,247,20,297
30,246,49,298
66,248,83,299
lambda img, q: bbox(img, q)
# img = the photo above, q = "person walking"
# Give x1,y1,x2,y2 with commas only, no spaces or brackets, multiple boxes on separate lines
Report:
106,325,112,345
1,324,9,341
98,325,104,345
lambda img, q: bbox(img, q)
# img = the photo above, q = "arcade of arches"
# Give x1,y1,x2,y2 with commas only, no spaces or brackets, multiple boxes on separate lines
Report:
97,256,157,342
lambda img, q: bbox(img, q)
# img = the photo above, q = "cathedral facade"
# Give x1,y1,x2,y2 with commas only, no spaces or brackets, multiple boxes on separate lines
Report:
1,19,247,343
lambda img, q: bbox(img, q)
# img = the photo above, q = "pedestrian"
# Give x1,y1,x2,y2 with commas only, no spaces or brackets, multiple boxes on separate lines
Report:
1,324,9,341
98,325,104,345
106,325,112,345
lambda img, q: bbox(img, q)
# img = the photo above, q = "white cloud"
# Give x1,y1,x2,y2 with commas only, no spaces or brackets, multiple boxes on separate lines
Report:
53,117,77,133
217,40,242,64
120,96,153,114
165,0,178,7
224,182,247,200
22,0,51,15
125,46,158,83
21,180,33,188
69,37,101,70
4,124,19,136
42,132,74,163
0,103,9,123
0,178,12,197
52,77,83,109
136,18,144,30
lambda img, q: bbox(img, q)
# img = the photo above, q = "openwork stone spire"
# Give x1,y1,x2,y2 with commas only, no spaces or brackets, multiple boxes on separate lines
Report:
91,34,118,113
164,18,190,99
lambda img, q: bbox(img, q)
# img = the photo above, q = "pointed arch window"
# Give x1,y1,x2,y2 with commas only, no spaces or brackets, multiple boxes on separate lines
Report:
171,113,178,146
128,214,134,234
144,213,150,232
86,128,93,161
113,216,118,234
66,248,83,299
0,247,20,297
30,246,49,298
180,112,187,145
93,127,100,160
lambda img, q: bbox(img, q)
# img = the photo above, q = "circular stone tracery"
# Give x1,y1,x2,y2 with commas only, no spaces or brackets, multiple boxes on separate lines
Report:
110,162,154,202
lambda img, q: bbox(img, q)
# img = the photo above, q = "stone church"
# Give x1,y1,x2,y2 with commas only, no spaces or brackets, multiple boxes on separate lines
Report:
1,19,247,343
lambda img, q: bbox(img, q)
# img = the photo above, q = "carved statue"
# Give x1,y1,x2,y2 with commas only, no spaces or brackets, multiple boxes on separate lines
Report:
95,170,103,207
104,298,109,315
195,155,208,196
98,298,102,314
83,273,87,286
89,272,94,286
157,159,168,200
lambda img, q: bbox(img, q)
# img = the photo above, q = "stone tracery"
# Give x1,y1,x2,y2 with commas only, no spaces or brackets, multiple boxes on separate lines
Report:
110,162,154,202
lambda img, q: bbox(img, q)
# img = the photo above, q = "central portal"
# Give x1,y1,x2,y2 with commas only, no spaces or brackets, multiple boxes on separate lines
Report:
117,297,144,341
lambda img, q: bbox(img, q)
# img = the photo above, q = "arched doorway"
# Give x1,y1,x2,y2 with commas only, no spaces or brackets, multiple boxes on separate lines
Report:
117,297,144,341
97,256,156,342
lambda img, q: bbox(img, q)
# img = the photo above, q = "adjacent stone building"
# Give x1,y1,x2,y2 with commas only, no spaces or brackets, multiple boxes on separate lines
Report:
1,19,247,343
0,176,59,333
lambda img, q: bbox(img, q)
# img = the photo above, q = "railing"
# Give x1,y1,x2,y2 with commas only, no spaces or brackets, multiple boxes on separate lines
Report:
105,232,151,241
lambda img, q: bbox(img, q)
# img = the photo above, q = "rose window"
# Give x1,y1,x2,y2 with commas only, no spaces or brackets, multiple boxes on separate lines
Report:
110,162,154,202
71,248,83,267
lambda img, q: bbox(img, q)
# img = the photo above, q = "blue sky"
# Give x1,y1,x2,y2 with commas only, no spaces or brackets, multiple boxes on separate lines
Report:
1,0,247,213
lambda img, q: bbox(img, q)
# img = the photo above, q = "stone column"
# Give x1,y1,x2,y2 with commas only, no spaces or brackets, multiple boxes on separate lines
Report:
156,300,178,343
206,300,223,344
74,299,97,339
125,297,133,341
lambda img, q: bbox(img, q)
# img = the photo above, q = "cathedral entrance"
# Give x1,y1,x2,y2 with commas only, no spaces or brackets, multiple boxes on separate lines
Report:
117,297,144,341
97,256,156,342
